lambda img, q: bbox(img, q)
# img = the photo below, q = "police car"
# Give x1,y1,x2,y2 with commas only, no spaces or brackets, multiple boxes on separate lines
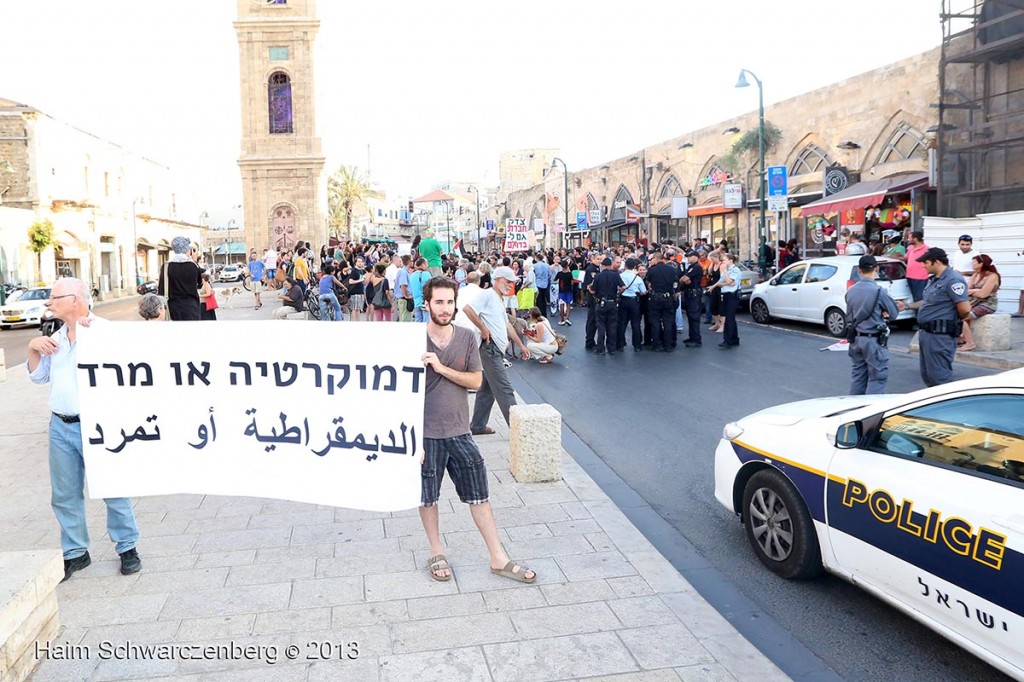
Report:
714,369,1024,679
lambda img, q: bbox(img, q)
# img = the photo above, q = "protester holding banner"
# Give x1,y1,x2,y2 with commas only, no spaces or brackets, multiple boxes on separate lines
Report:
26,277,142,582
419,276,536,584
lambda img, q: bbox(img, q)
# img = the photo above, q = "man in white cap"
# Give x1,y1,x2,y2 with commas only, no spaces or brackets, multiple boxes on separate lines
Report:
455,266,531,434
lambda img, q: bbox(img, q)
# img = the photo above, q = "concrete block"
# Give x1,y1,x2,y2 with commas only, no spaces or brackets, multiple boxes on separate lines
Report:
509,403,562,483
0,549,62,682
972,313,1011,351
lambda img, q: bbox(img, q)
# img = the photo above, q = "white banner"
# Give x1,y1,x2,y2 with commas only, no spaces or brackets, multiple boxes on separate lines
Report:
670,197,689,219
503,218,528,252
76,321,426,512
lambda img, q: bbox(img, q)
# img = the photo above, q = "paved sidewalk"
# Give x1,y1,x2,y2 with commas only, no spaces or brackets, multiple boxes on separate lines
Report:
891,314,1024,371
1,293,788,681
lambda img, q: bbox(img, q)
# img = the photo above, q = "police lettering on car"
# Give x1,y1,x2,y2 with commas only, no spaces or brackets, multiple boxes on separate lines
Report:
907,247,971,387
844,254,899,394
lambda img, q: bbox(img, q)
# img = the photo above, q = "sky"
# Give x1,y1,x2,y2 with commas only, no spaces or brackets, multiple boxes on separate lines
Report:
1,0,944,216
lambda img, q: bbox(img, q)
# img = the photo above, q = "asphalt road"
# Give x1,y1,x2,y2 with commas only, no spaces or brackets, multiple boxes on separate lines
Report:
508,309,1009,682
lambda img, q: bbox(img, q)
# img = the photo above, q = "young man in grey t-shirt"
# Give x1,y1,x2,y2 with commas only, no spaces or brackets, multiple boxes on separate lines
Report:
418,276,536,584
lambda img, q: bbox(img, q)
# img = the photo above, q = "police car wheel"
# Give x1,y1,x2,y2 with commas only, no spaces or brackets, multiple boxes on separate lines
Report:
825,307,847,338
742,469,823,580
751,299,771,324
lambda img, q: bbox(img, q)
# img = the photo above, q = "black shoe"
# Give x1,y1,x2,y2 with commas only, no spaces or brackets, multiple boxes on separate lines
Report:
718,342,736,350
608,350,617,355
119,548,142,575
62,552,91,582
633,347,642,352
595,349,606,355
684,342,702,348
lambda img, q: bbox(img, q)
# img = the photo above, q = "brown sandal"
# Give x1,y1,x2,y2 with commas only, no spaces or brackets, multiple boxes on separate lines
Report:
427,554,452,582
491,560,536,584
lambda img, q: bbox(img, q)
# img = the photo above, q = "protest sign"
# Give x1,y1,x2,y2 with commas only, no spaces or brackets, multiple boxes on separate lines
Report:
76,321,426,511
503,218,528,252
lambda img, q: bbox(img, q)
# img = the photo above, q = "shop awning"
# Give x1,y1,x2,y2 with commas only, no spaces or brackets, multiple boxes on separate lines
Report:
589,218,626,232
801,172,929,215
687,203,735,217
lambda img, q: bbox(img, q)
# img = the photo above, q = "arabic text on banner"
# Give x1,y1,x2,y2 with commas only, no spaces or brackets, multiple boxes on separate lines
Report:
76,321,426,511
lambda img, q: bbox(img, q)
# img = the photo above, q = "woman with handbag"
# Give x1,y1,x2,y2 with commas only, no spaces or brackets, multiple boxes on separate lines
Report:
158,236,202,321
199,273,218,321
368,262,393,321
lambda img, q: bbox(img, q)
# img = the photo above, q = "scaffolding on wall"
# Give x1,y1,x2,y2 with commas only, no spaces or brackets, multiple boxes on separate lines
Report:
938,0,1024,217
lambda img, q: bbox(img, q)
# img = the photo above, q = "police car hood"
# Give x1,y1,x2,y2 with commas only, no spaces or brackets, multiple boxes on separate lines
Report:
741,395,893,426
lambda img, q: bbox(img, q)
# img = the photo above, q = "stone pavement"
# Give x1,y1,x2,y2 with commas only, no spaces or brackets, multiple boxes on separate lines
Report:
891,314,1024,372
1,292,789,681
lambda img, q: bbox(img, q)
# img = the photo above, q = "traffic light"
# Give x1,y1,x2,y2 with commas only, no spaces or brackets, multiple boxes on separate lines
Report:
407,201,414,212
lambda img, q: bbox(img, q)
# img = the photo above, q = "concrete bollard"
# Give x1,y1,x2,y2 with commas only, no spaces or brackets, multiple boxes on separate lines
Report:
509,403,562,483
972,313,1011,351
0,348,6,383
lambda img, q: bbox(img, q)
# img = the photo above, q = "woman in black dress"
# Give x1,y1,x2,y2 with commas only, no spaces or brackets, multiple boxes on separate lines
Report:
158,236,202,321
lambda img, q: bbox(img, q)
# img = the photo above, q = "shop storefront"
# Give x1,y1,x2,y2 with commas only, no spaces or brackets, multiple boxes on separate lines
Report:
797,172,930,258
688,204,738,249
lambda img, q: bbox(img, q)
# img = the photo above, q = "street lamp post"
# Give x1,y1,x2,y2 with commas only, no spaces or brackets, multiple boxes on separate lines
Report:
226,219,237,268
551,157,569,249
467,186,481,254
736,69,766,274
132,197,145,287
443,200,452,253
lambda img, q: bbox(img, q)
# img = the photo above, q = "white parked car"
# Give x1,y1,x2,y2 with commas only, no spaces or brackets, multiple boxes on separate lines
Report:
748,256,915,337
218,265,244,282
0,287,51,330
714,369,1024,679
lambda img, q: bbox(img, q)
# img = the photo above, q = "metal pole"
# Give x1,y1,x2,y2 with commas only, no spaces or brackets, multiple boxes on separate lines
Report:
132,199,139,287
756,77,767,274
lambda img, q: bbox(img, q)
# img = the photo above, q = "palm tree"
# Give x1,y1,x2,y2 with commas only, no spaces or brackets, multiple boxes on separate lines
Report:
327,165,382,240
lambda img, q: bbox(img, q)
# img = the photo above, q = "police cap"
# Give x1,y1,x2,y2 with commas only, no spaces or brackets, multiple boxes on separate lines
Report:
858,255,878,270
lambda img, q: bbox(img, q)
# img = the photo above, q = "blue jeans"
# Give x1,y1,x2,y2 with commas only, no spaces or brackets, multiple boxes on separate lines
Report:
414,306,429,323
319,293,341,321
702,292,712,323
49,416,138,559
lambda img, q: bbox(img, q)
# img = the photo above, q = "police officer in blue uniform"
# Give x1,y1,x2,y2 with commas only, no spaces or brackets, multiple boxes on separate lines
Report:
589,257,621,355
680,250,704,348
845,255,900,394
582,253,601,351
907,247,971,387
644,251,678,352
616,258,647,352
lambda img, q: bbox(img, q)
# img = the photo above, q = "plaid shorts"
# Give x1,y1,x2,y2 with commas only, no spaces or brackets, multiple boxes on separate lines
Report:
421,435,489,506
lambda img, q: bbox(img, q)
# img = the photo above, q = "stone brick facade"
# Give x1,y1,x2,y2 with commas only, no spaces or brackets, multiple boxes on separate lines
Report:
502,49,940,258
235,0,325,256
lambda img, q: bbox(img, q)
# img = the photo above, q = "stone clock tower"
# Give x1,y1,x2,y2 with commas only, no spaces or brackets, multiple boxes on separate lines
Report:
235,0,325,254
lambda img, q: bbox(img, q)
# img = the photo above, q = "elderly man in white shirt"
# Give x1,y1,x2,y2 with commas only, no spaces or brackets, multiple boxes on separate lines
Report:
951,234,979,276
27,278,141,582
454,266,530,435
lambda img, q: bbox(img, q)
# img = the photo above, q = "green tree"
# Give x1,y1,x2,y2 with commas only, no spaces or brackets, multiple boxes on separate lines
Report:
719,121,783,179
27,219,54,283
327,165,382,239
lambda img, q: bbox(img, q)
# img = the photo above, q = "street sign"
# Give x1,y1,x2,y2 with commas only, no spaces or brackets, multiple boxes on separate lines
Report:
485,219,495,232
503,218,528,252
766,166,788,197
576,211,588,230
767,195,788,212
589,209,602,227
723,183,744,209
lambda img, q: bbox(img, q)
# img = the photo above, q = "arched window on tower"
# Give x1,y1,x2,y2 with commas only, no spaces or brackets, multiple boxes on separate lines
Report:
268,72,293,134
790,145,832,176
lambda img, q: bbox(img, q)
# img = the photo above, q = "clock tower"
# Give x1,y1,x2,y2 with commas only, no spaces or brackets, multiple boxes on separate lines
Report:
235,0,325,254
